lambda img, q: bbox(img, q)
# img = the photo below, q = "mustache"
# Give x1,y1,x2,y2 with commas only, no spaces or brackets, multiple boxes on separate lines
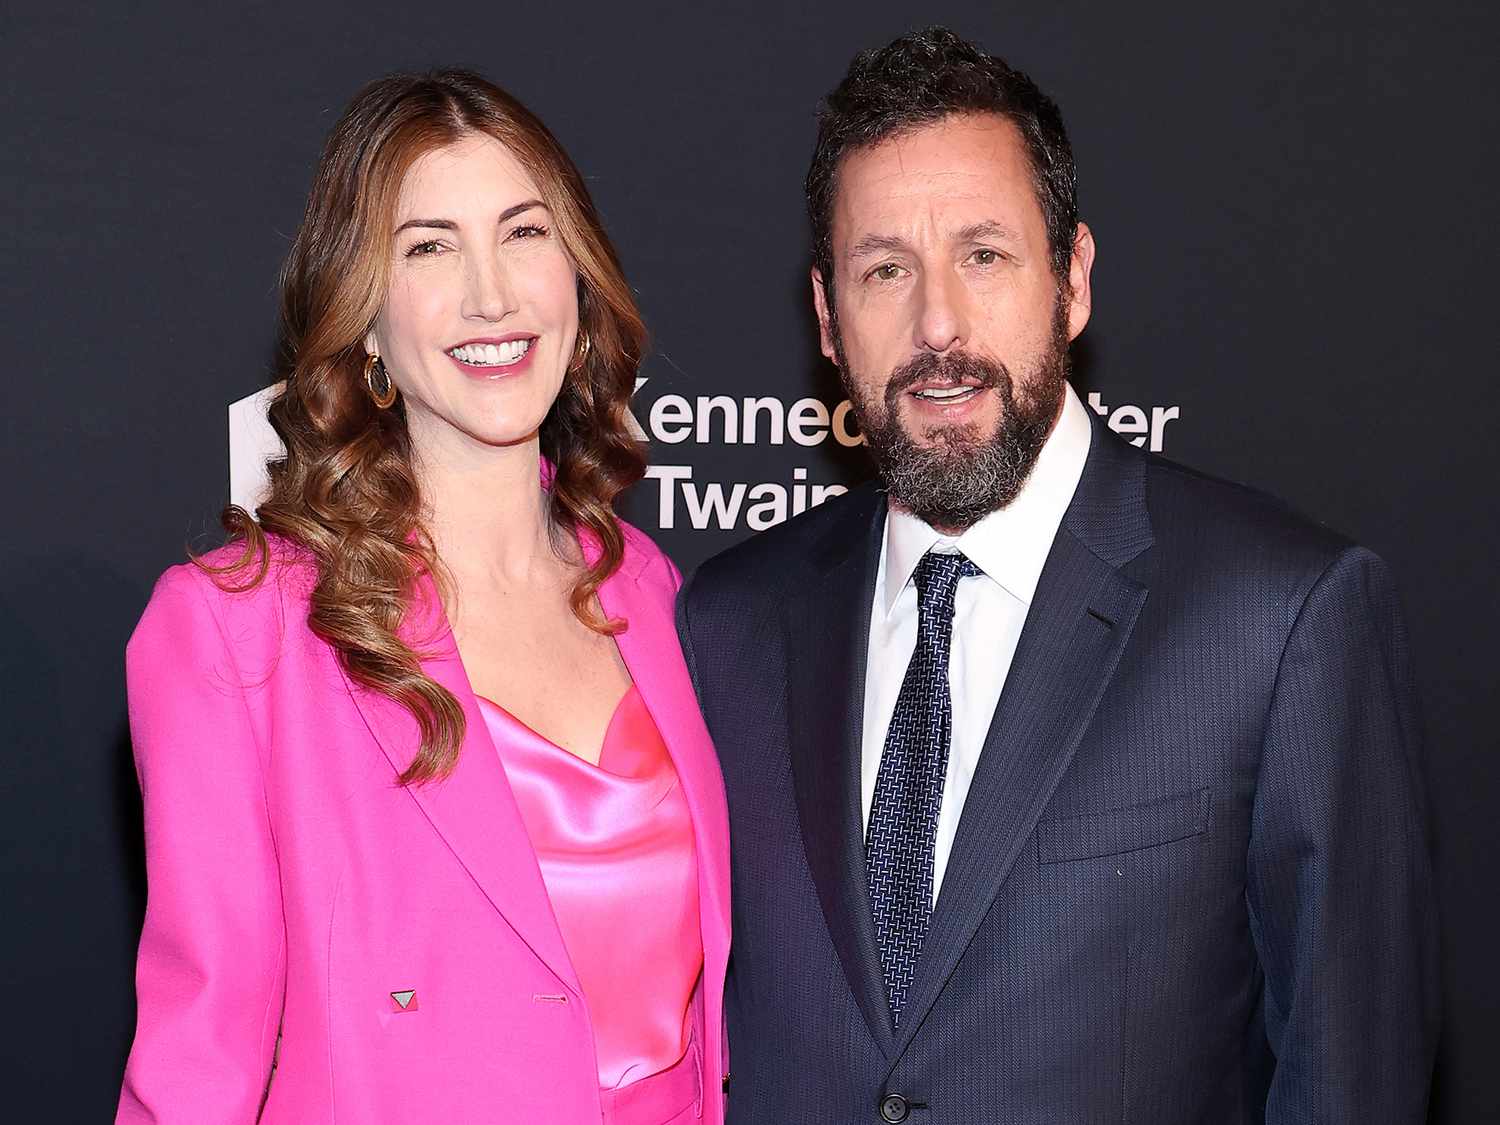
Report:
883,349,1010,408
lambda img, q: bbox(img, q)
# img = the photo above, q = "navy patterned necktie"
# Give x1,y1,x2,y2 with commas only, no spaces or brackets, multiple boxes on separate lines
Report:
866,549,981,1027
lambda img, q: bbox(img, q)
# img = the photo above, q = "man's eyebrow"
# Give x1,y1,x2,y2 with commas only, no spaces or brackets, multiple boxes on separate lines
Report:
845,221,1024,261
392,199,548,236
846,233,910,260
955,220,1023,244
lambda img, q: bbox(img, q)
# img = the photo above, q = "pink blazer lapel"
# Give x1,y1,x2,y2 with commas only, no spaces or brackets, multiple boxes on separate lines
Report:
336,538,730,1037
597,558,733,985
338,576,581,995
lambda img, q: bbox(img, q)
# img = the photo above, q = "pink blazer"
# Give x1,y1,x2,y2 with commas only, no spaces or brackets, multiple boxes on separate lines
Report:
117,522,730,1124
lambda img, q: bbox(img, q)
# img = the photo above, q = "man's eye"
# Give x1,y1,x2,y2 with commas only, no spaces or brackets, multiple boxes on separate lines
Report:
971,248,1000,266
871,263,903,281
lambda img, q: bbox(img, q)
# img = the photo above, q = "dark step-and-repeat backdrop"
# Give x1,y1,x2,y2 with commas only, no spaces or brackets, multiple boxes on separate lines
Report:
2,4,1493,1120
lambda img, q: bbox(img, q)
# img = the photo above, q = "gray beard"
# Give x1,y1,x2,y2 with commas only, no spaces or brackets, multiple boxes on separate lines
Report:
836,304,1071,532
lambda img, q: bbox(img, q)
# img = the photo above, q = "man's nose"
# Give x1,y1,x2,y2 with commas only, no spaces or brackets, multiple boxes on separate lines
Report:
914,267,969,352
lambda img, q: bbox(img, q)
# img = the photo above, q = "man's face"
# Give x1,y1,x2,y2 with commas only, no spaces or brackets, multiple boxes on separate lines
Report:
813,112,1095,531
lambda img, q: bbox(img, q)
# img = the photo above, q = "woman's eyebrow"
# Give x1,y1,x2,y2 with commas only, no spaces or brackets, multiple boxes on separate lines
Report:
392,199,548,236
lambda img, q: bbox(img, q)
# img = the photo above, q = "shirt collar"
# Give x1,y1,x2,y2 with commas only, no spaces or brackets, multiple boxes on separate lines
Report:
881,381,1092,615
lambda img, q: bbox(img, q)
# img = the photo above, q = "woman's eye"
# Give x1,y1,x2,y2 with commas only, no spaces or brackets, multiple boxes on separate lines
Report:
509,223,550,241
405,240,444,257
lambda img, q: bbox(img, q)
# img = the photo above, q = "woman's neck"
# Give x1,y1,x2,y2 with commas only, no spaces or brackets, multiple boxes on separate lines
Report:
413,425,560,589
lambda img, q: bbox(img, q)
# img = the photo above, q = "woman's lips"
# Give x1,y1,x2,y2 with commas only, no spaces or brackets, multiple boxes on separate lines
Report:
445,337,538,378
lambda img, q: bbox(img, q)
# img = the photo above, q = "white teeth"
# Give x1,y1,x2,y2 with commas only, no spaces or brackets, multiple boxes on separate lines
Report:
450,339,532,366
914,385,978,400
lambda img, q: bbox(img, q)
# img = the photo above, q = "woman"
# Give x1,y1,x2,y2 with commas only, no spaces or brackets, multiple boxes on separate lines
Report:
116,71,728,1124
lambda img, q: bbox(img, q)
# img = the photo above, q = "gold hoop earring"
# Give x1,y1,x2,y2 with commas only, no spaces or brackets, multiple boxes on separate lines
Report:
570,331,592,373
363,353,397,409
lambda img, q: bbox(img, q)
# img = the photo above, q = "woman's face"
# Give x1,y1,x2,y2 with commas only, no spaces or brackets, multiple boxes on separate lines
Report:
367,133,579,455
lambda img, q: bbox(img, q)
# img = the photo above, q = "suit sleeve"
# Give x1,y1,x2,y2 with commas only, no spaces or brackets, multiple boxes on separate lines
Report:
1246,547,1439,1122
116,567,286,1124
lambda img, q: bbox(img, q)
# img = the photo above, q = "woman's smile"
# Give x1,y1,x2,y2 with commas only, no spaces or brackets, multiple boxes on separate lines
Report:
445,333,540,378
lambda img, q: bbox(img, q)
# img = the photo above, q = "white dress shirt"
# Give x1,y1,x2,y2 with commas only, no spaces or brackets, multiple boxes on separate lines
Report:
861,383,1093,903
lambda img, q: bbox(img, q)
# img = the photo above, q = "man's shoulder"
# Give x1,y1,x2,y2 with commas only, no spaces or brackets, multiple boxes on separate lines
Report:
685,479,882,601
1138,448,1361,582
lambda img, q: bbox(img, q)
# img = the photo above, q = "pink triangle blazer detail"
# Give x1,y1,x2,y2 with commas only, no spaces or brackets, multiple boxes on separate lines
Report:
116,521,731,1124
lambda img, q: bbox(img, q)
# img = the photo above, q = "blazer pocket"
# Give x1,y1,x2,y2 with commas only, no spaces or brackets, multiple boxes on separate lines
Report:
1036,787,1210,864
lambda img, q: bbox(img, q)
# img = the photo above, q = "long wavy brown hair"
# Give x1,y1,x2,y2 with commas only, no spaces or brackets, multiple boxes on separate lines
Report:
200,70,647,784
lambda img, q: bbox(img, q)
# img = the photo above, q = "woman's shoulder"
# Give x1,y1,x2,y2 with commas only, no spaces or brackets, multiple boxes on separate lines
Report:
135,533,316,647
615,516,682,594
197,531,314,571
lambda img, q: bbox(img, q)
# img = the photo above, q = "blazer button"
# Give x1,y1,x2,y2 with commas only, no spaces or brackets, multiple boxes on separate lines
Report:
879,1093,910,1123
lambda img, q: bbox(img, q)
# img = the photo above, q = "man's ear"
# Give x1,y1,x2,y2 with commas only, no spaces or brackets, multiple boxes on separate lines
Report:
1065,222,1096,342
811,268,837,361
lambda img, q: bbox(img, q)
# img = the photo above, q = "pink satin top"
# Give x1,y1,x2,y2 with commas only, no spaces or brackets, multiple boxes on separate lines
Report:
479,684,704,1095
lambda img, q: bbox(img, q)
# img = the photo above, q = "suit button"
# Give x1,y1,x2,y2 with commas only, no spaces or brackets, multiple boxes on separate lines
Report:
879,1093,910,1123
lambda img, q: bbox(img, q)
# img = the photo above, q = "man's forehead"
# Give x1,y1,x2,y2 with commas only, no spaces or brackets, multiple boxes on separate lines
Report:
842,171,995,219
832,115,1040,242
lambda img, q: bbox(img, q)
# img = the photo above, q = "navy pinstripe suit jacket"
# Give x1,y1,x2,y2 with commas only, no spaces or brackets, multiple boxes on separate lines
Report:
676,416,1439,1124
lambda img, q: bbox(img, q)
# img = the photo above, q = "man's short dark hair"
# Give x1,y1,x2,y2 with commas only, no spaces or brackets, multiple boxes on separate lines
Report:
807,27,1078,298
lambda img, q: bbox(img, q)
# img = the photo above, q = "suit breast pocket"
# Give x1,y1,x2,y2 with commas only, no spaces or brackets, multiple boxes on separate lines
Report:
1036,787,1211,864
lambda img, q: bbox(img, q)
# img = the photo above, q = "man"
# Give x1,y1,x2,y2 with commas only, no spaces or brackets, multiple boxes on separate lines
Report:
676,26,1438,1125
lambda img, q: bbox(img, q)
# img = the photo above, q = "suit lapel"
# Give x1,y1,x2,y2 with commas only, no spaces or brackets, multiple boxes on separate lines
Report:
894,423,1155,1050
782,484,898,1056
339,575,581,995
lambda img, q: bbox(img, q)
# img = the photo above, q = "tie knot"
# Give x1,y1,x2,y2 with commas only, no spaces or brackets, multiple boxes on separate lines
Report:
912,550,981,610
